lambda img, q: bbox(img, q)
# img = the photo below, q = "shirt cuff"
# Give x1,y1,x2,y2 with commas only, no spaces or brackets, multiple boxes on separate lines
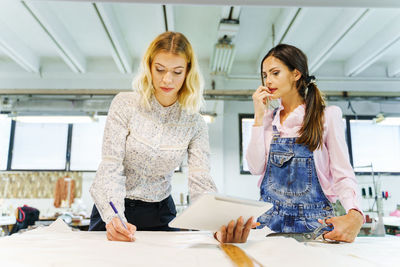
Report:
341,197,365,223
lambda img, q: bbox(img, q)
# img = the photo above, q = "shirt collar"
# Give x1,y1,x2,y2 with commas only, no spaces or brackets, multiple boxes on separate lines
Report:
272,100,306,130
150,94,181,122
151,94,180,111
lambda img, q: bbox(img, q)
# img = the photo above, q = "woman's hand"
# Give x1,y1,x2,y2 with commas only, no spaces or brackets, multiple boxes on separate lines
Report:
252,86,272,126
320,210,364,243
214,217,259,243
106,217,137,242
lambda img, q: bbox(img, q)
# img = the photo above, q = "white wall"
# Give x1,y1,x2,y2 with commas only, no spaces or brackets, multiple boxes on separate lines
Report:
222,101,260,200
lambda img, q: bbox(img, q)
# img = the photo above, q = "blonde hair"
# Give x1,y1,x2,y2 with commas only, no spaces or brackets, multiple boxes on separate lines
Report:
132,31,204,114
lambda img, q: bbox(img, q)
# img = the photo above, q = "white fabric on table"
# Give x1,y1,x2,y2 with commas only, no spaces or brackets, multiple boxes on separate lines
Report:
0,219,398,267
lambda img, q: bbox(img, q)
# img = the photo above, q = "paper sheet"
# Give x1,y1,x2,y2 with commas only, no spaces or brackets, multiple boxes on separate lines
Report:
169,193,272,231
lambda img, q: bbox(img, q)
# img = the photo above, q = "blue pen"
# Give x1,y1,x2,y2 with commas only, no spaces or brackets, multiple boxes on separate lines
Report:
109,201,128,230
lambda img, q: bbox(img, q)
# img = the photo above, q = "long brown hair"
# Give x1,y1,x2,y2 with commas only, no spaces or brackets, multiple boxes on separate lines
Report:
260,44,325,151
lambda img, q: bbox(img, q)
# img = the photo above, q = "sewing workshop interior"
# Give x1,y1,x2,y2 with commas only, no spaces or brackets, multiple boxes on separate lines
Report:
0,0,399,266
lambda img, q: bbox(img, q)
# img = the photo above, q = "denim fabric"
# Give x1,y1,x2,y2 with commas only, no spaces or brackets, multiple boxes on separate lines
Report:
258,124,334,233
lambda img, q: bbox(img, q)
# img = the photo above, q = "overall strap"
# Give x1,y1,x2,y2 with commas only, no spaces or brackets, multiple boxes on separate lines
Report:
272,108,280,138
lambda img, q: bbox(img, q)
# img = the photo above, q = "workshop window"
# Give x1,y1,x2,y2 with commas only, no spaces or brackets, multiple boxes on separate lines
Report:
70,116,107,171
0,115,11,170
350,117,400,173
239,114,254,174
11,122,68,170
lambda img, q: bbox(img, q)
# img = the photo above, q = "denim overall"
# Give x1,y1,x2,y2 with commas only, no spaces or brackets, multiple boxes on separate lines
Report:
258,119,334,233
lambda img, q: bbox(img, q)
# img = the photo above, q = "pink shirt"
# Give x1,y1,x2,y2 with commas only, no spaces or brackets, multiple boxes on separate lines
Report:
246,103,362,215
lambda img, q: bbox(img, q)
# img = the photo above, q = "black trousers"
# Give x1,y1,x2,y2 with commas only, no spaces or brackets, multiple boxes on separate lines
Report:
89,195,178,231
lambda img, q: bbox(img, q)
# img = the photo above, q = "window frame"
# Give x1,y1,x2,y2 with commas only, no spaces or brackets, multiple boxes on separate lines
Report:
345,115,400,176
8,121,72,172
0,112,13,171
239,113,254,175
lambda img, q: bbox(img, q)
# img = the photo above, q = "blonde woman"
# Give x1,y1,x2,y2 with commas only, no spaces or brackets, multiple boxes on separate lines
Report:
89,32,254,243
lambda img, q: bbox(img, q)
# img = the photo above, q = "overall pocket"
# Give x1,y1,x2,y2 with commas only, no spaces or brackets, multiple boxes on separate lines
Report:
268,153,312,197
270,152,294,167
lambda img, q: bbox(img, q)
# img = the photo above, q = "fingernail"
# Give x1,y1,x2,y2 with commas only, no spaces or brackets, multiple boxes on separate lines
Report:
216,232,221,241
256,222,260,226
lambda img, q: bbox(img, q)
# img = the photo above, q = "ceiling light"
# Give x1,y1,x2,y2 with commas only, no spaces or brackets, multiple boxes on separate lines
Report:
210,43,236,74
201,113,216,124
373,113,385,123
12,115,97,124
210,15,239,75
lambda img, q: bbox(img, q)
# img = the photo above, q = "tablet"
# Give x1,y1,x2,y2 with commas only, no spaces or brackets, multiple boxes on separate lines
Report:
169,193,272,231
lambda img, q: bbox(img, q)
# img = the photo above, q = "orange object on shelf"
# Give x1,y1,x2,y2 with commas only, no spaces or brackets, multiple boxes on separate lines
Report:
54,176,75,208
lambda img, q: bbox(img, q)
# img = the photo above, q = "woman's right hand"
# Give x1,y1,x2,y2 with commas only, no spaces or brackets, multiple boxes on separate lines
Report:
214,216,259,243
252,86,272,126
106,217,136,242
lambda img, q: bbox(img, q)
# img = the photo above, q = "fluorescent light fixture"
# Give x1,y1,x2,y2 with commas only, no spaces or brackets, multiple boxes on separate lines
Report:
373,113,385,123
210,43,236,74
13,115,97,124
201,114,216,124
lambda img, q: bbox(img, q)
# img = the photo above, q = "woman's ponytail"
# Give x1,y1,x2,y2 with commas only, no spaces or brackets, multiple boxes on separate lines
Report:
297,76,325,151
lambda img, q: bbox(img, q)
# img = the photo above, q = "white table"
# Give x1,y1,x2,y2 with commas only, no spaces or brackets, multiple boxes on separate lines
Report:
0,216,16,236
383,216,400,227
0,219,398,267
0,216,16,226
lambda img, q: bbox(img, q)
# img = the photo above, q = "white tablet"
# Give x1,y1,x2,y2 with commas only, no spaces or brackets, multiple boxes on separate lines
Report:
169,193,272,231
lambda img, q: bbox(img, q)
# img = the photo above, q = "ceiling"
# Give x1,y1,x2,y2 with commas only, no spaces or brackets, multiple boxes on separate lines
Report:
0,0,400,107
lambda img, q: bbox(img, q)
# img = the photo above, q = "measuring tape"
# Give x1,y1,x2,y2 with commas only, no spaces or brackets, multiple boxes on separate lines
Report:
219,244,255,267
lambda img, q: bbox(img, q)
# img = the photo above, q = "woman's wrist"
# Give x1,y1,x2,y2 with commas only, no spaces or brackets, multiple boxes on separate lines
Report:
348,209,364,225
253,114,264,126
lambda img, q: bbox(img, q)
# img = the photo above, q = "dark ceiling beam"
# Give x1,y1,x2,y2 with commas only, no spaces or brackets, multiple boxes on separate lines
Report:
1,89,400,98
36,0,400,8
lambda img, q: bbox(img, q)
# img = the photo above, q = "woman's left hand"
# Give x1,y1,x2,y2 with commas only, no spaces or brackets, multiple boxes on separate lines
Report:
320,209,364,243
214,216,259,243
